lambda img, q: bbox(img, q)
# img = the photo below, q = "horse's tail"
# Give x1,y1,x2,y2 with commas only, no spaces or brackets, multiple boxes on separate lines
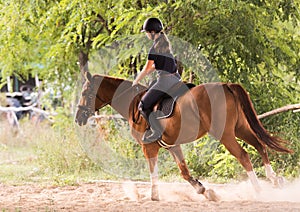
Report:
228,83,292,153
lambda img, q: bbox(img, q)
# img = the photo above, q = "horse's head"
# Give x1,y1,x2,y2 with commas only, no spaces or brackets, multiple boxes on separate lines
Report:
75,72,100,126
76,73,141,125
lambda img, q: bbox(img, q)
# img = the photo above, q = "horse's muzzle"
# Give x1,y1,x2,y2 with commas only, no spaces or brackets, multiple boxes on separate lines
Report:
75,118,86,126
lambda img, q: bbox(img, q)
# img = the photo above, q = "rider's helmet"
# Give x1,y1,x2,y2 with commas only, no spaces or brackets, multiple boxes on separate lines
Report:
141,17,163,33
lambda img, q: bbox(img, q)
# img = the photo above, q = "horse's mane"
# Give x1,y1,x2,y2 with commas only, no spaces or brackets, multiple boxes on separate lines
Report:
92,74,125,81
92,74,146,90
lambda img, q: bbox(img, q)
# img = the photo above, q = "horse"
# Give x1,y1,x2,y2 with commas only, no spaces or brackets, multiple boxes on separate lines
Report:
75,71,292,201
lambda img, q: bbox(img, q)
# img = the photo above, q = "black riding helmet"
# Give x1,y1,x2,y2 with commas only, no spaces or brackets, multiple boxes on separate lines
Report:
141,17,163,33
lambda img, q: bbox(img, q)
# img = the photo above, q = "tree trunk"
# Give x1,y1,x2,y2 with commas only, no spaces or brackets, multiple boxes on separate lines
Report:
78,50,89,84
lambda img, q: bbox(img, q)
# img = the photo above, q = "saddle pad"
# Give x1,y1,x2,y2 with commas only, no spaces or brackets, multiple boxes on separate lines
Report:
156,96,178,119
155,83,195,119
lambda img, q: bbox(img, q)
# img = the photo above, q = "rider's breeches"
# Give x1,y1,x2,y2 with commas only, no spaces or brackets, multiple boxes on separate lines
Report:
138,72,181,114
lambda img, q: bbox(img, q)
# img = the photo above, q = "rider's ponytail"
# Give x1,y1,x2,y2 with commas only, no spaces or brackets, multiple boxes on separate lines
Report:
154,32,172,54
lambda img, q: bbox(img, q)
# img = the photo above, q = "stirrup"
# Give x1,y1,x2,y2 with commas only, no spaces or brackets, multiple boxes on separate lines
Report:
142,129,162,143
142,128,151,140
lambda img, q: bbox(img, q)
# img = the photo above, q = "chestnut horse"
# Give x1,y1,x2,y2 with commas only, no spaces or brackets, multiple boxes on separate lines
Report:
75,72,291,201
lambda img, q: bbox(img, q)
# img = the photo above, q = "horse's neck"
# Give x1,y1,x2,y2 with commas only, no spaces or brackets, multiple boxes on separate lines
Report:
101,76,135,120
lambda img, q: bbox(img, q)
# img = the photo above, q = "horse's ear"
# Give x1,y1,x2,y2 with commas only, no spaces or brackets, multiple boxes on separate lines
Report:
85,71,92,82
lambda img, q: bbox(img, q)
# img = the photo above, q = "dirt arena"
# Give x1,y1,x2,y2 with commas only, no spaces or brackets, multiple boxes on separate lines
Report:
0,179,300,211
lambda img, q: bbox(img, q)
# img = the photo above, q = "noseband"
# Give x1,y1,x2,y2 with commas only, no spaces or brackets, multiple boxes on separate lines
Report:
77,83,107,119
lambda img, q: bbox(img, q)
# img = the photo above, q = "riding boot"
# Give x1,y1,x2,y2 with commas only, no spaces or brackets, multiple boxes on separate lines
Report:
143,112,163,143
140,111,162,143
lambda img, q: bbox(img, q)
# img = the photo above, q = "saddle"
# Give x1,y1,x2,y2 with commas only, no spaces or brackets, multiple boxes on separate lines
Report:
153,82,195,119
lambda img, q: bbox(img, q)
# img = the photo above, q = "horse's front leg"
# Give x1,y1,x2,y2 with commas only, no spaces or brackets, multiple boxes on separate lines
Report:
142,143,161,201
168,145,219,201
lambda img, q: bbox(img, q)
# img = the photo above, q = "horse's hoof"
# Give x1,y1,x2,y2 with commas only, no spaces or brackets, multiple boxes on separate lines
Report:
151,196,160,201
203,189,220,202
190,178,206,194
151,185,159,201
196,186,206,194
274,176,285,189
151,191,160,201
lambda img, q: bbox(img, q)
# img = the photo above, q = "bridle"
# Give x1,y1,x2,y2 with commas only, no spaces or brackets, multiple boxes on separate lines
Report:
77,83,106,120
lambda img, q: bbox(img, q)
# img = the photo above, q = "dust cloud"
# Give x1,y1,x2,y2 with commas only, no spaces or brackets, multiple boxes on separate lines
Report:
121,179,300,202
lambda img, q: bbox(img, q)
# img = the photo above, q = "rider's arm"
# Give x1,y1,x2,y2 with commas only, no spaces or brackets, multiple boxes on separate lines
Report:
132,60,155,86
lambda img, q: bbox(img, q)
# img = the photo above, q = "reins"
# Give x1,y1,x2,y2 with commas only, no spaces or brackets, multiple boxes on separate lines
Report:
131,86,141,124
96,84,141,108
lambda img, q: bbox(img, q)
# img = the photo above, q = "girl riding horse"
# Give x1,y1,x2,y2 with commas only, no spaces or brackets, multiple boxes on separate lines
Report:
132,17,182,143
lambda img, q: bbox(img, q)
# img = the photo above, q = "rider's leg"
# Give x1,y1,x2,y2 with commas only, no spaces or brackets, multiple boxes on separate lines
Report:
139,89,165,143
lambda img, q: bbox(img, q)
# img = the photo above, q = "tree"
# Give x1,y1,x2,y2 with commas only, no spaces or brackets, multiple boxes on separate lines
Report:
165,0,300,115
0,0,299,114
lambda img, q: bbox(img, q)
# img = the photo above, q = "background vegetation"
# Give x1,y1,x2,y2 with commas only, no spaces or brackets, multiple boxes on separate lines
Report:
0,0,299,184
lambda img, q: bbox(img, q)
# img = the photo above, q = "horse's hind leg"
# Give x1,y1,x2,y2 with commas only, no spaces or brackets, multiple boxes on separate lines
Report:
236,128,284,187
220,134,261,192
168,145,219,201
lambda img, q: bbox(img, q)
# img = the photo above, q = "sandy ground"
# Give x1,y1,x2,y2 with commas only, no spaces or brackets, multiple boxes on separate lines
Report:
0,179,300,212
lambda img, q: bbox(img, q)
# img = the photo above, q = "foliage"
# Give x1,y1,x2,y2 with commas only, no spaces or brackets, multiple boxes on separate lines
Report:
1,0,298,82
